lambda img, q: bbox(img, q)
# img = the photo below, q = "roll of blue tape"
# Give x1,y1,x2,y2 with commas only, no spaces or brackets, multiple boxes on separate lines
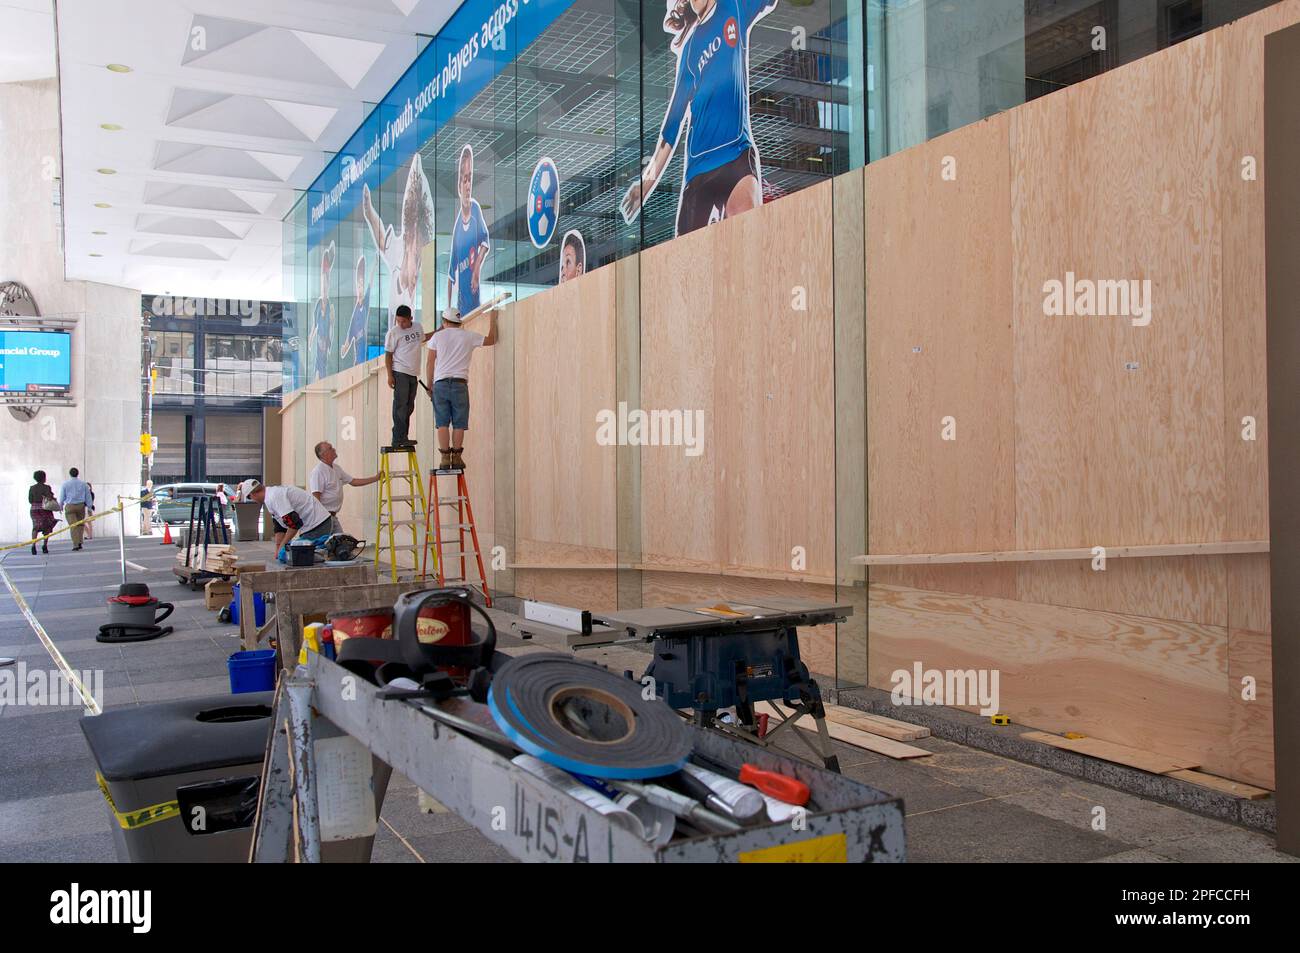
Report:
487,653,690,780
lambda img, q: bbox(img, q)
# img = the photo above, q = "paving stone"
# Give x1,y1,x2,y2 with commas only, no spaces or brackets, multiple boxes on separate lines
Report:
904,798,1132,863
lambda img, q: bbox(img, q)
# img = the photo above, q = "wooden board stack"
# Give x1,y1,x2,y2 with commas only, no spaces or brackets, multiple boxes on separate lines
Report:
178,544,239,574
756,701,933,760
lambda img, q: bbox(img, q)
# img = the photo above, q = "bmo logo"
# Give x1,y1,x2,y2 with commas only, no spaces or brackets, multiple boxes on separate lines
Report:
724,17,738,47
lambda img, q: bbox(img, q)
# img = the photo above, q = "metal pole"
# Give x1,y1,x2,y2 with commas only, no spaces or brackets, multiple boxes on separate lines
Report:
286,678,322,862
118,496,127,585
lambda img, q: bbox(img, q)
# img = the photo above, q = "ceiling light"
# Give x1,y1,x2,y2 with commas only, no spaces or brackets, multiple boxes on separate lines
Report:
106,64,131,73
100,123,124,131
89,253,103,258
92,230,107,235
97,168,117,175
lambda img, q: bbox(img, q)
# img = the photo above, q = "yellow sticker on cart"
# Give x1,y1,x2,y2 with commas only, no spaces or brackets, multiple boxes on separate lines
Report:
739,833,848,863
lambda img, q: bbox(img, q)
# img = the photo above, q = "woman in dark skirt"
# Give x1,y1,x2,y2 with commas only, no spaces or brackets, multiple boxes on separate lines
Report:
28,470,56,555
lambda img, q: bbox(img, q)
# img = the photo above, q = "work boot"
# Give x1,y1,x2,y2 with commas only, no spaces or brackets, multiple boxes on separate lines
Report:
450,448,466,470
438,448,453,470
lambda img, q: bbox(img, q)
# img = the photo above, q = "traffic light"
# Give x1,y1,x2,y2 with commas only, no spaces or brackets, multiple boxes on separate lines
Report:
139,433,154,456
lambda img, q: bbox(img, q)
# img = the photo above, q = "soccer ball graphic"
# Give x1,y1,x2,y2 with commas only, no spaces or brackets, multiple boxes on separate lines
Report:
527,157,560,248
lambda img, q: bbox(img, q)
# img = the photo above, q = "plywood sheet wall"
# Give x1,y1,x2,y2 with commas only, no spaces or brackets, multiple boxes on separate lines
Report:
640,180,836,580
866,114,1015,558
512,267,616,568
1010,30,1226,552
861,3,1298,788
640,221,718,572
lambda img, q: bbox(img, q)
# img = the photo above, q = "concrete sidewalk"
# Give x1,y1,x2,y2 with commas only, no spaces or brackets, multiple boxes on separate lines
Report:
0,536,1292,863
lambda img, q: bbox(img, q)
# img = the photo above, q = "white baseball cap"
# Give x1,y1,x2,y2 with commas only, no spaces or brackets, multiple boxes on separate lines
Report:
442,306,461,324
236,478,262,500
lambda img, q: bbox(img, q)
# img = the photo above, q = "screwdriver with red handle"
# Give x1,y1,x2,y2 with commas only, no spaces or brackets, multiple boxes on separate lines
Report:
692,754,812,807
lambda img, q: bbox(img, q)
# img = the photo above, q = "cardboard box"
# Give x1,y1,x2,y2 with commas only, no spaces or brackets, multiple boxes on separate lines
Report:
205,578,235,610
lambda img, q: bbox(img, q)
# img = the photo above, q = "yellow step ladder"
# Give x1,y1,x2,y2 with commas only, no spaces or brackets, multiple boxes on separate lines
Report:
375,446,429,581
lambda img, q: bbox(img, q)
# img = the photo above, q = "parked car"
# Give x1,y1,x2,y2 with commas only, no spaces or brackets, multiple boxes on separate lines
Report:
150,483,236,526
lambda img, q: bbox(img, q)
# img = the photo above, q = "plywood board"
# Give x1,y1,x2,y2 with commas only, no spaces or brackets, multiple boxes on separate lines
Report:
513,266,617,569
867,584,1235,779
1165,769,1271,800
1014,556,1227,627
1009,35,1227,550
1020,731,1201,775
823,707,930,742
641,180,836,580
710,179,836,575
1219,2,1300,544
868,564,1018,600
866,114,1015,557
1227,626,1274,789
640,225,717,570
1227,552,1271,634
756,702,931,760
514,568,617,614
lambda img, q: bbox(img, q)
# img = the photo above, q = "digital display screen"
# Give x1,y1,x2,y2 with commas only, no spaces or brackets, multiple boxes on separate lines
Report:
0,330,72,394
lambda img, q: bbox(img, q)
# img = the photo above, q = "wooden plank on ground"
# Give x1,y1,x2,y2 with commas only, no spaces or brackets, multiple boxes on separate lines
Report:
822,706,930,741
756,702,931,760
1021,731,1200,775
1166,769,1271,800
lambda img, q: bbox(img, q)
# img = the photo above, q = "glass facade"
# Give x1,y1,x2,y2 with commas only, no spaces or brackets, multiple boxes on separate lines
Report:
284,0,856,377
284,0,1281,367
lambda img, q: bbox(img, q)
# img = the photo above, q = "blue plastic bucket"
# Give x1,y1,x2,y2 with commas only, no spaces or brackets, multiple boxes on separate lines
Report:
229,583,266,628
227,649,277,694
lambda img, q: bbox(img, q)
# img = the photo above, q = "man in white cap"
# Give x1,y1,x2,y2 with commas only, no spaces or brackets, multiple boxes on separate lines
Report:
237,479,340,563
425,304,496,470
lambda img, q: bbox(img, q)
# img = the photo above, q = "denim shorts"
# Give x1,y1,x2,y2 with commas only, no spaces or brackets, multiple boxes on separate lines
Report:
433,378,470,430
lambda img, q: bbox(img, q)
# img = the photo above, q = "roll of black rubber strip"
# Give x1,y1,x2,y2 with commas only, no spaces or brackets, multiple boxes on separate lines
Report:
487,653,691,780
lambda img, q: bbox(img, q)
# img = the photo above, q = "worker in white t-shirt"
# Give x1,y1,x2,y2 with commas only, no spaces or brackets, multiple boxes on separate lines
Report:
384,305,432,449
308,441,379,527
236,479,339,563
425,305,498,470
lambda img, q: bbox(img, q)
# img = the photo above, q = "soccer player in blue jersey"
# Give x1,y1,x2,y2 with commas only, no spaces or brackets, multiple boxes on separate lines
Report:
620,0,777,236
447,145,491,321
309,242,335,382
339,253,371,366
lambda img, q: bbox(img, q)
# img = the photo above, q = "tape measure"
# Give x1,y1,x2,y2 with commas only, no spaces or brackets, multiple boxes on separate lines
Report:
487,654,691,780
990,714,1011,726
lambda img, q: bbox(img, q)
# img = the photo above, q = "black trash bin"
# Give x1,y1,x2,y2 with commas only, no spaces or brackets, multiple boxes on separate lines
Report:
81,693,273,862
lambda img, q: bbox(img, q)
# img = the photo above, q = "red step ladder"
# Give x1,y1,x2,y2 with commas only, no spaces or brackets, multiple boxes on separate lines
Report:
421,468,491,606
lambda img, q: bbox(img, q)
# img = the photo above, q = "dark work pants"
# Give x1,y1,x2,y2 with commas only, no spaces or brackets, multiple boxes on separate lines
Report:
392,372,417,444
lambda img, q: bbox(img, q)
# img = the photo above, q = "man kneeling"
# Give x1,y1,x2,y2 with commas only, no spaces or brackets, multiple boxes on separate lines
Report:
237,479,339,563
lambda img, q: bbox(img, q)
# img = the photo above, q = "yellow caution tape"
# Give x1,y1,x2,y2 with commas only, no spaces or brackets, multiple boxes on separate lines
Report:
95,772,181,830
0,493,157,553
0,564,102,715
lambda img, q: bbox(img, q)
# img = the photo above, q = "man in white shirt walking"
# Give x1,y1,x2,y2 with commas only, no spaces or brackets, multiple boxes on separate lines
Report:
58,467,94,551
309,441,379,529
384,304,431,449
425,305,497,470
237,479,340,563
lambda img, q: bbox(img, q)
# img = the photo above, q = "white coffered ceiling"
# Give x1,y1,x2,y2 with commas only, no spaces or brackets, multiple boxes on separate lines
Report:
53,0,463,300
